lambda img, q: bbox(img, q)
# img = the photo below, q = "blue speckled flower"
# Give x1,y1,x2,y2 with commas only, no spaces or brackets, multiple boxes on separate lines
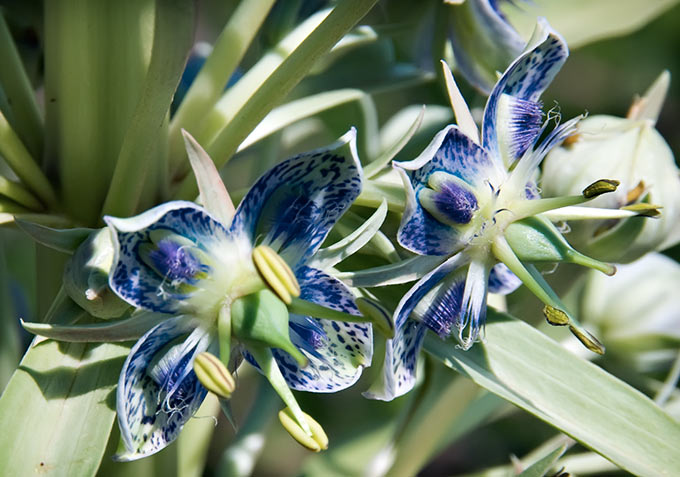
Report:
106,130,372,459
368,21,613,401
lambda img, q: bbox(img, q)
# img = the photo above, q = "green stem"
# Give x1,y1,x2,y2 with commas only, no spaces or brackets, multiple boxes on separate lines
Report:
168,0,276,175
175,0,379,199
247,346,311,436
0,12,43,159
218,302,232,368
0,110,55,207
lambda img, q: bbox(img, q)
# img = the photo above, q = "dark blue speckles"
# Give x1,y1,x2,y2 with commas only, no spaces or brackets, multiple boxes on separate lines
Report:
482,29,568,162
421,179,478,225
421,280,465,338
230,141,362,269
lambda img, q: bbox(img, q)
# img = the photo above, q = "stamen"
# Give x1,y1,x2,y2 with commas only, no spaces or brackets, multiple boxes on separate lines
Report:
252,245,300,304
193,351,236,399
278,407,328,452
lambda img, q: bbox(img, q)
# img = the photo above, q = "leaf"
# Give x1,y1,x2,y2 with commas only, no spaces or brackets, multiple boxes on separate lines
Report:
21,310,167,343
425,310,680,476
0,339,128,476
181,129,235,224
504,0,680,48
15,219,93,254
312,199,388,269
518,444,567,477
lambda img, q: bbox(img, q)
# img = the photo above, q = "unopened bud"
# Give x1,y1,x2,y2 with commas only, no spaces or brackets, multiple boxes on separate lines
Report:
278,407,328,452
193,352,235,399
252,245,300,304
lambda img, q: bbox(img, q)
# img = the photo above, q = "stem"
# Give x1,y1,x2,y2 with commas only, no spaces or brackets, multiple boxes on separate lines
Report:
0,12,44,158
218,302,232,368
175,0,380,199
168,0,277,174
247,346,311,436
0,110,56,207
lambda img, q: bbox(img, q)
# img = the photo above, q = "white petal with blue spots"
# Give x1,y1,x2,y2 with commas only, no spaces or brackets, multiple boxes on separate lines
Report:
115,316,212,461
270,266,373,392
482,20,568,166
230,129,363,269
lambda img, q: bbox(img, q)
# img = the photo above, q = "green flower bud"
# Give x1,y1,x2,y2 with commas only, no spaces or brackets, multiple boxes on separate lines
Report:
231,288,307,367
63,228,129,319
542,74,680,263
505,216,615,276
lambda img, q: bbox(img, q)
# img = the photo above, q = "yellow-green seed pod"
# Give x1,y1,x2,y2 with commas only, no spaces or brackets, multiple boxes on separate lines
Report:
543,305,570,326
252,245,300,304
193,352,235,399
278,407,328,452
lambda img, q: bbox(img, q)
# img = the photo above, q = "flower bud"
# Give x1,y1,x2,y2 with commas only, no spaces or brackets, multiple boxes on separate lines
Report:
542,75,680,263
63,228,129,319
278,407,328,452
193,351,236,399
231,288,307,367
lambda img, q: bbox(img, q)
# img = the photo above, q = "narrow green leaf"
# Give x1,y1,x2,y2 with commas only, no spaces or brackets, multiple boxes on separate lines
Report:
102,0,195,217
177,0,381,199
425,310,680,476
312,199,388,269
518,444,567,477
237,89,365,152
336,255,444,288
21,310,166,343
15,219,93,254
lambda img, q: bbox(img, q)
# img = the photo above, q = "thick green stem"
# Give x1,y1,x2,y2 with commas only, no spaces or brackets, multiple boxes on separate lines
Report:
175,0,379,199
168,0,276,174
0,175,42,210
0,13,43,159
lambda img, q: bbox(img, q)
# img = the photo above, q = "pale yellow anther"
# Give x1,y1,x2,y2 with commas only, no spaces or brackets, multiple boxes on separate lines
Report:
252,245,300,304
193,352,235,399
278,407,328,452
543,305,570,326
569,325,605,355
582,179,620,199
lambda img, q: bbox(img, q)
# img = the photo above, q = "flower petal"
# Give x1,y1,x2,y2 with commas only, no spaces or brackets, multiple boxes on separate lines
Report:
271,266,372,392
393,252,469,331
115,316,211,461
363,319,426,401
457,259,490,349
482,19,568,165
106,201,247,314
230,129,363,269
487,263,522,295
